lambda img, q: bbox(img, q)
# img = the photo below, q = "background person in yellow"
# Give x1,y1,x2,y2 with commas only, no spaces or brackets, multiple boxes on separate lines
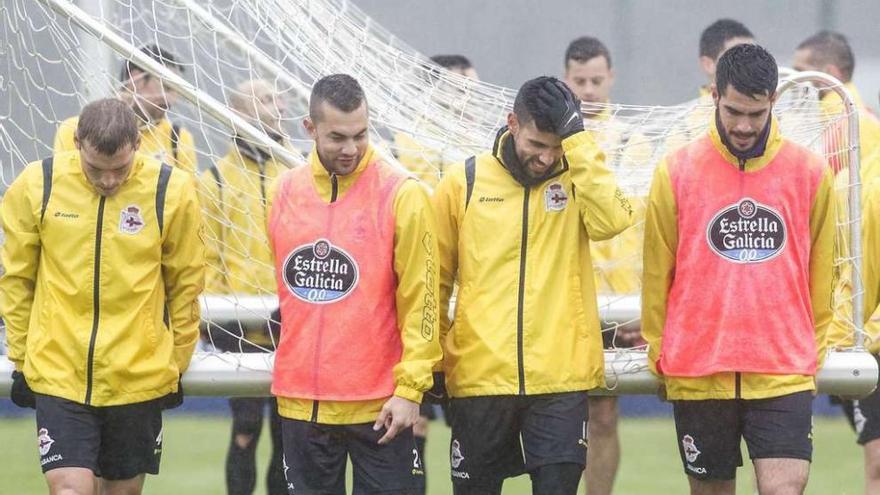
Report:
562,35,641,495
433,76,633,495
198,78,292,495
2,98,205,495
394,54,480,189
793,30,880,181
642,45,835,495
267,74,441,494
54,44,198,174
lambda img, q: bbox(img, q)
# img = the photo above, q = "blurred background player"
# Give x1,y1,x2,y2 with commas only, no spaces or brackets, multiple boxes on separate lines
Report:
433,76,633,494
267,74,441,494
562,35,643,495
2,98,205,495
395,54,480,188
198,78,293,495
54,44,198,174
643,44,834,495
697,19,755,99
792,30,880,180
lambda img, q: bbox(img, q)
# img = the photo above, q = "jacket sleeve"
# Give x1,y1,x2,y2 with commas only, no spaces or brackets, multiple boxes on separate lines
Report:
390,179,442,403
863,180,880,353
162,173,207,373
641,160,678,376
176,128,199,174
196,168,229,294
564,131,634,241
809,167,836,369
0,165,41,371
431,162,464,365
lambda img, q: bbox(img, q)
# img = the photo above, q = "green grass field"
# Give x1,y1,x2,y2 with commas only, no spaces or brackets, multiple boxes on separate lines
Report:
1,415,863,494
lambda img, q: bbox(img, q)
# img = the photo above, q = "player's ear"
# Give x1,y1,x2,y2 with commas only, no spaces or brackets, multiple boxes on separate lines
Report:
699,55,715,79
607,67,616,86
824,64,844,83
711,83,719,103
74,134,81,151
303,117,317,140
768,91,778,106
133,136,142,151
506,112,519,134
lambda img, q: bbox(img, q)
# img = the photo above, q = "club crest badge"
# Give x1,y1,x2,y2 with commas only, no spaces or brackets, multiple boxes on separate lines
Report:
119,205,145,234
283,239,359,304
38,428,54,456
450,439,465,469
706,197,786,263
544,182,568,212
682,434,701,463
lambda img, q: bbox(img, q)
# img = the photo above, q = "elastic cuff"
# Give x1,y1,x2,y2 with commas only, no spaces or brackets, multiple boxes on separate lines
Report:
561,130,595,152
394,385,423,403
11,361,23,372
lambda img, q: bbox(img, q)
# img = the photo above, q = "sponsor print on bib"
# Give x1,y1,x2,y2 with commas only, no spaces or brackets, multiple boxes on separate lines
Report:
706,197,786,263
283,239,359,304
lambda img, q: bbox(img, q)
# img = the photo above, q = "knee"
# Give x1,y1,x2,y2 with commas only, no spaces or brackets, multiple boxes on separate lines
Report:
759,476,808,495
588,406,619,436
234,433,256,450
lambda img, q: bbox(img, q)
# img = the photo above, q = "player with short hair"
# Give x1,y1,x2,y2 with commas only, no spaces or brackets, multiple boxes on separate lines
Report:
2,98,205,495
433,76,633,494
267,73,441,494
698,19,755,97
642,44,835,495
793,30,880,178
430,54,480,81
563,34,642,495
54,44,198,173
199,78,293,495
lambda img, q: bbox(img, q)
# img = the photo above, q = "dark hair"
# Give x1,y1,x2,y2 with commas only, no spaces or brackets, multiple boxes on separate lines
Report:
699,19,754,60
797,30,854,82
715,44,778,99
513,76,559,133
309,74,366,121
565,36,612,69
75,98,140,154
119,44,184,82
430,54,473,71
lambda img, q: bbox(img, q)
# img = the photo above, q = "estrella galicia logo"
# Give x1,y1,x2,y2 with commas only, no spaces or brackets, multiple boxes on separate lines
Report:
706,197,786,263
283,239,359,304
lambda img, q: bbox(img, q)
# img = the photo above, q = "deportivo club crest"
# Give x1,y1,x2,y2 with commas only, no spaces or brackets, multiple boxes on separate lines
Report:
119,205,145,234
37,428,54,456
283,239,359,304
706,197,786,263
450,439,465,469
682,434,701,463
544,182,568,211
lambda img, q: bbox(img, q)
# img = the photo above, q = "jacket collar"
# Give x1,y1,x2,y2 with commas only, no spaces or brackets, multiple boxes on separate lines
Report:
309,144,374,184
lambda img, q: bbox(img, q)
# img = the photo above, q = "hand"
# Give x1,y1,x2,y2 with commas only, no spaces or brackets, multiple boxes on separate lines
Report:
161,376,184,410
373,396,420,445
535,79,584,138
423,372,448,404
10,371,36,409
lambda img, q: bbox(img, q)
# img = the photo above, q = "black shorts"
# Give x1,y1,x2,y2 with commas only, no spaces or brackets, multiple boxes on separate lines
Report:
34,393,164,480
447,391,588,487
230,397,280,436
672,391,813,481
280,419,424,494
835,385,880,445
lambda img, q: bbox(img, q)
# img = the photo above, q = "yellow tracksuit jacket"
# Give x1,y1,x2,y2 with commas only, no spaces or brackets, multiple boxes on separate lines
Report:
268,146,442,424
55,116,198,174
862,179,880,351
434,128,634,397
642,117,836,400
1,151,205,406
821,83,880,181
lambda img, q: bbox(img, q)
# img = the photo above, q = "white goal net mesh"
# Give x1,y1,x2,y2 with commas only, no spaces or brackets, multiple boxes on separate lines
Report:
0,0,865,387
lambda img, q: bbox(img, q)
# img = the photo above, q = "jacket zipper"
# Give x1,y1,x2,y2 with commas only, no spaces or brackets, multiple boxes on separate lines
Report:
738,158,746,172
84,196,106,405
310,400,319,422
735,372,742,399
516,187,530,395
259,163,267,206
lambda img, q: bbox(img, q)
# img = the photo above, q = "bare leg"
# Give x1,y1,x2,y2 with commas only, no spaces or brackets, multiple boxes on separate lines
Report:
753,458,809,495
865,438,880,495
100,474,146,495
687,476,736,495
46,467,98,495
584,396,619,495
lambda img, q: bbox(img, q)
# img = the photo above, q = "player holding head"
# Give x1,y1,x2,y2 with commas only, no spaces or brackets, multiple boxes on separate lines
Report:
643,44,835,495
267,74,441,494
698,19,754,97
563,36,614,118
433,76,633,494
3,98,205,495
199,78,294,495
793,30,880,174
54,44,198,173
431,54,480,81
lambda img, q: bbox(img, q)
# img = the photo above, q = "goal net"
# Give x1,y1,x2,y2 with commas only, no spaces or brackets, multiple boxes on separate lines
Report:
0,0,872,395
